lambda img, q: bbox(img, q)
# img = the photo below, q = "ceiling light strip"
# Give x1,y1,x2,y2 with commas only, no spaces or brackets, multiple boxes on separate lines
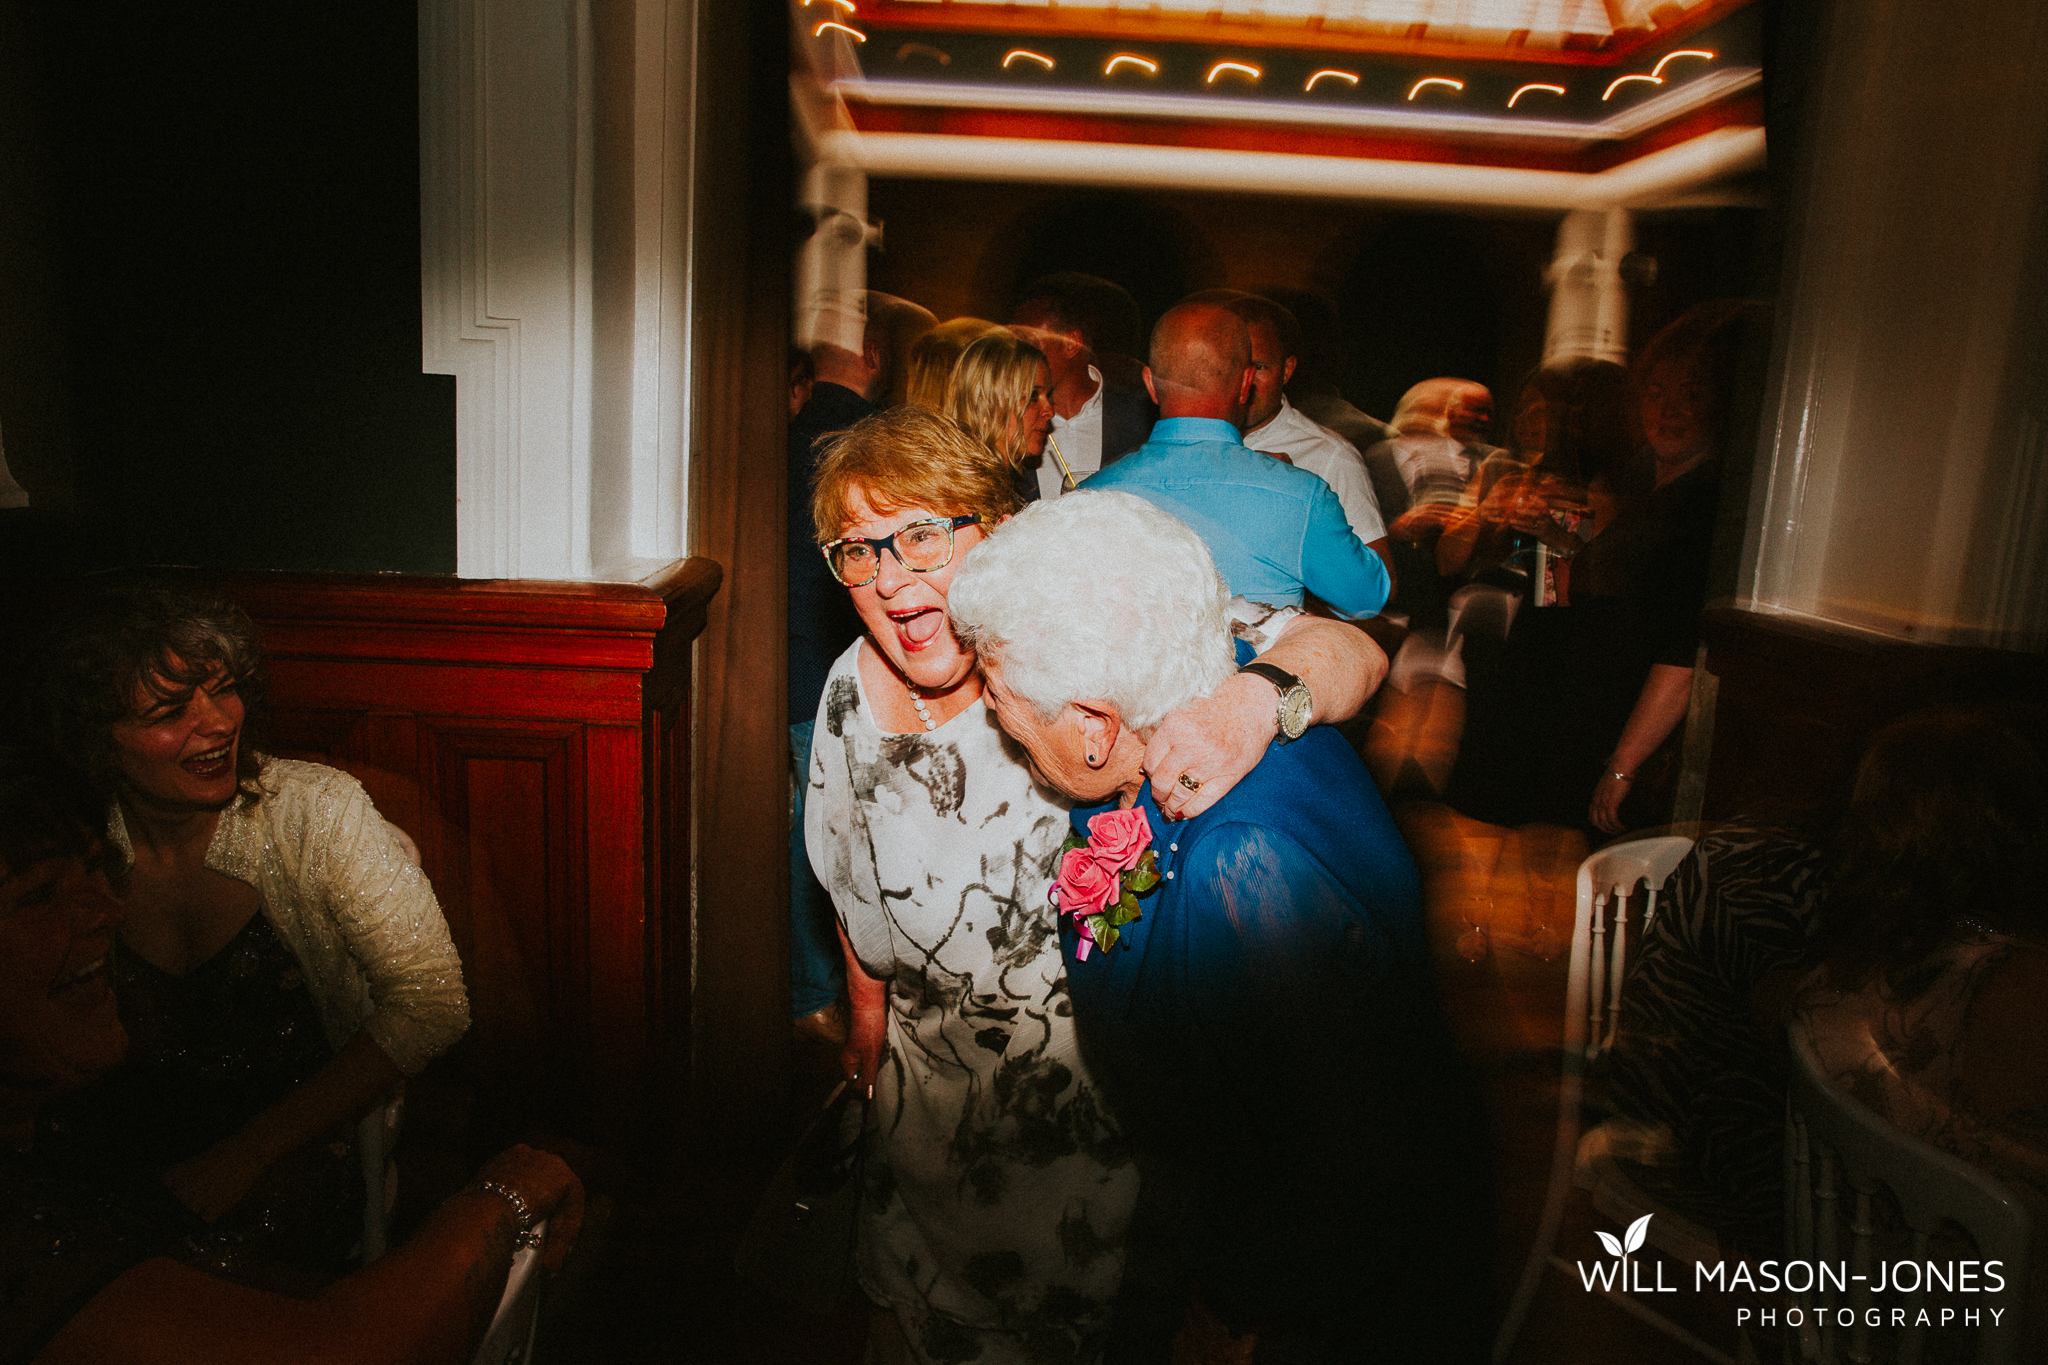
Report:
813,124,1767,210
834,67,1760,145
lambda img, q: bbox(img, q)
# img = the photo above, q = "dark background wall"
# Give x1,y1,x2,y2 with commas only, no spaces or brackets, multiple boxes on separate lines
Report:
0,0,454,577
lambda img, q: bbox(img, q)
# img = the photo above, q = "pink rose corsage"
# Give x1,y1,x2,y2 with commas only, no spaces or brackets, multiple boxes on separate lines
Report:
1050,808,1163,960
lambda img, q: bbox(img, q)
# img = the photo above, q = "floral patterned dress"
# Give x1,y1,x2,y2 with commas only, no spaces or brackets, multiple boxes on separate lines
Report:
806,640,1136,1365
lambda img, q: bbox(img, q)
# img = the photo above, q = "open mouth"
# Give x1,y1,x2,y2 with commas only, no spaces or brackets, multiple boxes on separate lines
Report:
182,742,235,778
886,607,946,650
51,955,110,1007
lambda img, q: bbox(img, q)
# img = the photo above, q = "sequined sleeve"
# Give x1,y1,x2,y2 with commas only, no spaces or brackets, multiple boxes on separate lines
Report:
242,761,472,1075
308,771,469,1073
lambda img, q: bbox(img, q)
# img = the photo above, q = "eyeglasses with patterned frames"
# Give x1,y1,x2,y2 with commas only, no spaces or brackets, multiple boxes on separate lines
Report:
821,514,983,588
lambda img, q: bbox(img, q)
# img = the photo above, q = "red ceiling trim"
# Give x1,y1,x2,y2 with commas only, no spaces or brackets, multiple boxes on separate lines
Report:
849,0,1753,68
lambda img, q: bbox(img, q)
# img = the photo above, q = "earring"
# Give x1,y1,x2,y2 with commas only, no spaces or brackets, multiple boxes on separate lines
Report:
1086,751,1097,764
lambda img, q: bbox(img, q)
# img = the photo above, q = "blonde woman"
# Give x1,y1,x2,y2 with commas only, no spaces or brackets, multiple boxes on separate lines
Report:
903,316,1006,412
944,331,1060,499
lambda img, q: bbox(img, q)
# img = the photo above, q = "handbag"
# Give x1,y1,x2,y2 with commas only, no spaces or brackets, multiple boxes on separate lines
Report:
732,1078,873,1314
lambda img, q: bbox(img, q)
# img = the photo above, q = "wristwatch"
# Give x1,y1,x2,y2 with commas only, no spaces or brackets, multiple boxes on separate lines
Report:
1238,661,1313,742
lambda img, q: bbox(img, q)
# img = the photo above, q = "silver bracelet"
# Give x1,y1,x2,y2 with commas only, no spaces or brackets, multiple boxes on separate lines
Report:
1609,769,1633,783
475,1180,545,1250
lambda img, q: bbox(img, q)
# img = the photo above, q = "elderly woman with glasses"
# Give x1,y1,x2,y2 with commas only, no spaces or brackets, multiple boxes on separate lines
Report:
804,407,1385,1365
948,490,1489,1363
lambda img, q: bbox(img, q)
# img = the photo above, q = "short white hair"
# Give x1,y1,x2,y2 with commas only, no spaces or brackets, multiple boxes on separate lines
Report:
949,491,1237,731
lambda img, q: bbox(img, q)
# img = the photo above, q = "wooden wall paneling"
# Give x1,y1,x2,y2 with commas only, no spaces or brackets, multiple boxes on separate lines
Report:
156,561,723,1162
1699,607,2048,824
688,0,793,1159
583,720,650,1144
424,719,586,1131
642,645,694,1137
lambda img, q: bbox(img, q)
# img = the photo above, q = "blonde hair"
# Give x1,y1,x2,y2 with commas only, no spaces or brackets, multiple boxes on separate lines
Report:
945,332,1046,467
811,406,1025,544
905,317,1007,412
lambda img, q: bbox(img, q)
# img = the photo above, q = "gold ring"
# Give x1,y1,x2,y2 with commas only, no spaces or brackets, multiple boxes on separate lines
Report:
1178,772,1202,794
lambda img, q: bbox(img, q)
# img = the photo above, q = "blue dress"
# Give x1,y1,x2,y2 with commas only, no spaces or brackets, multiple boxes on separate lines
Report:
1063,725,1489,1359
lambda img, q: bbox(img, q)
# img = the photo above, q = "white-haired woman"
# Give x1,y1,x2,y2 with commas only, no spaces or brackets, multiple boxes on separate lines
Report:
803,408,1384,1365
950,490,1489,1363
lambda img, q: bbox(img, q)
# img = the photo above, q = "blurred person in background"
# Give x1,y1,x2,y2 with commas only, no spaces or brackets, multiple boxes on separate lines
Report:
1351,375,1517,812
1010,272,1155,499
1087,300,1391,622
1225,293,1395,594
1429,304,1761,957
1261,286,1397,457
943,331,1057,502
902,316,1005,414
788,346,814,420
1594,708,2046,1272
1434,359,1638,599
1793,709,2048,1352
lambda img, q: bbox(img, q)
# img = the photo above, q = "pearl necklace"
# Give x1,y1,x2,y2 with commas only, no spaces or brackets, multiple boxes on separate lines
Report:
905,676,936,732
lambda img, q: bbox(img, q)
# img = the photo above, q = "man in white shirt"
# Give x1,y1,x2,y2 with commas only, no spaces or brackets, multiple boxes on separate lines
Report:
1227,294,1397,592
1011,273,1154,500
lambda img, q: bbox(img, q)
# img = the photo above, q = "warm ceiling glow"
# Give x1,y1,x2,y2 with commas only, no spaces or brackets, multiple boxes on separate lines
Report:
863,0,1713,42
801,0,856,8
1105,54,1160,77
1602,73,1661,99
1305,70,1360,92
1507,83,1566,108
1406,77,1465,101
1651,49,1716,79
1206,61,1261,84
815,20,867,41
1002,48,1055,70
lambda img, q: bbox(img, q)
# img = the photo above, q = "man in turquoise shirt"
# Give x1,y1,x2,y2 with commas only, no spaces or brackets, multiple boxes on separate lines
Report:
1085,301,1391,618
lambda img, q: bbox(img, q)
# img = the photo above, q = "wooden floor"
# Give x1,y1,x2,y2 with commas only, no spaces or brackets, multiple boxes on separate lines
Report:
533,796,1752,1364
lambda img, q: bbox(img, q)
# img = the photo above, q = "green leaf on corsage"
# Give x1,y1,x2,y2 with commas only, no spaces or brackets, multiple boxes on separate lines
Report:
1126,848,1161,895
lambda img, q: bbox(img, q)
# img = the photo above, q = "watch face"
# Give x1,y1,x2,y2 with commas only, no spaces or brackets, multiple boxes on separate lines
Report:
1278,685,1313,739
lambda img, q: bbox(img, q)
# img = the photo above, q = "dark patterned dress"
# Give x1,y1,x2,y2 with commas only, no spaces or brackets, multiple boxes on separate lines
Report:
805,642,1136,1365
1592,824,1827,1251
44,911,363,1283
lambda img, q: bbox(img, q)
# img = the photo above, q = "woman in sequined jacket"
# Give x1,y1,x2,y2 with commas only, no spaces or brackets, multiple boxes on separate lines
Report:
22,579,468,1272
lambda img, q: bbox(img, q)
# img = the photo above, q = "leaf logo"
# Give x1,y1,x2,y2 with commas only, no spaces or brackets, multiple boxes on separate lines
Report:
1594,1215,1651,1262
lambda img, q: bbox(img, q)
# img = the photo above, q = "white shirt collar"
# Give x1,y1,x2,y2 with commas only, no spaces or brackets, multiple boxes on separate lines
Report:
1243,393,1304,446
1052,364,1105,431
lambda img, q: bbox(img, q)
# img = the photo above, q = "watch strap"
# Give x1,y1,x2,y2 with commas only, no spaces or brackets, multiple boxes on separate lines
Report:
1237,661,1312,741
1236,661,1302,693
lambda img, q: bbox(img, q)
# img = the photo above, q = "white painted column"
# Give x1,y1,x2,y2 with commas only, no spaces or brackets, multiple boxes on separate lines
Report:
1737,0,2048,649
589,0,696,577
422,0,695,580
1542,209,1633,367
421,0,595,579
